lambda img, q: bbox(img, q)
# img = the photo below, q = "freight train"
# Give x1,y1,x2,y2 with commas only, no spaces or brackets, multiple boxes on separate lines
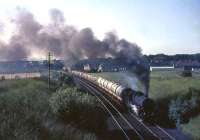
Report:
71,70,155,122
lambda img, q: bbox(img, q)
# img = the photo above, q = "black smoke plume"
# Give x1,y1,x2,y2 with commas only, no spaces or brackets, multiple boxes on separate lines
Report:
0,8,149,94
0,8,142,64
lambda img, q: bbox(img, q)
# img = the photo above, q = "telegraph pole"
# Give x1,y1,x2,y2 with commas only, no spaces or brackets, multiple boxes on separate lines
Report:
48,52,53,89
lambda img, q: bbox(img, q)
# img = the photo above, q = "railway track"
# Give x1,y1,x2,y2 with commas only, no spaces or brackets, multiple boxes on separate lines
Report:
147,124,176,140
76,77,161,140
76,77,142,140
59,71,176,140
74,76,176,140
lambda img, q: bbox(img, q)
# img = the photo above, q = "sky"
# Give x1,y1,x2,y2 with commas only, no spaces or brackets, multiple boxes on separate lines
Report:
0,0,199,55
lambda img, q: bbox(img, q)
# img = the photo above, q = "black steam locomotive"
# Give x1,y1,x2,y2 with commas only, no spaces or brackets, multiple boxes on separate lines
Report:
71,71,155,122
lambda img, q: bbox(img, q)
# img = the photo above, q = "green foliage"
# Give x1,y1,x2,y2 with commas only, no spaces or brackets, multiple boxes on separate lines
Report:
0,79,98,140
168,89,200,128
149,71,200,100
49,87,107,132
148,70,200,133
0,79,51,139
45,124,97,140
168,97,184,127
51,71,74,86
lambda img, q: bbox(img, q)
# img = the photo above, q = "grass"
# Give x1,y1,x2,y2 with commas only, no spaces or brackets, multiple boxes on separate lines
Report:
0,78,103,140
149,70,200,100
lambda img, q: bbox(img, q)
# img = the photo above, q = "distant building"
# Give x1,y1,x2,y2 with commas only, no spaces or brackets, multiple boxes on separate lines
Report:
175,60,200,69
0,72,41,80
0,60,64,74
150,65,174,71
73,58,129,72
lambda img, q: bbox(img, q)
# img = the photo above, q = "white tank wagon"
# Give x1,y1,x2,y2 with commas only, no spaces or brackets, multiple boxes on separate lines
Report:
97,78,122,101
71,70,155,122
71,70,98,84
71,71,82,77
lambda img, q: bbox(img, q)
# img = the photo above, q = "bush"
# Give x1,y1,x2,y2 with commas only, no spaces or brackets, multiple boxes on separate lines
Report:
49,87,107,132
0,79,98,140
50,71,74,87
42,122,97,140
0,79,51,139
168,89,200,127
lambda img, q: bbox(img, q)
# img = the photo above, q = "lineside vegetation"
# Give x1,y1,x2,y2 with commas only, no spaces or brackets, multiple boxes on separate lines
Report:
0,75,107,140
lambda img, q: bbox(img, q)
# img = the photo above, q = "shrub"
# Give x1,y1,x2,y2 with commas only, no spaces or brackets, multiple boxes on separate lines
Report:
168,89,200,127
49,87,107,132
0,79,99,140
168,97,183,127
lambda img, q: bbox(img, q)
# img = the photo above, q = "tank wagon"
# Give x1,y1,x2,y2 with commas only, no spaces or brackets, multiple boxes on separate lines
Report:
71,70,155,122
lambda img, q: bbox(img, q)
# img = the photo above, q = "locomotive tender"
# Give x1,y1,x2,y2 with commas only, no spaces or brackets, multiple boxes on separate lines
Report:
71,70,155,121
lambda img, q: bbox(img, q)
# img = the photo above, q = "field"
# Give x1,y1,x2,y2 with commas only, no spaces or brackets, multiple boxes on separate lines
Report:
0,78,107,140
149,70,200,100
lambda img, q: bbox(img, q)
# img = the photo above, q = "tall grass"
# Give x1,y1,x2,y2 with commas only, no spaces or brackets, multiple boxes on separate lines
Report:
0,79,101,140
0,79,51,139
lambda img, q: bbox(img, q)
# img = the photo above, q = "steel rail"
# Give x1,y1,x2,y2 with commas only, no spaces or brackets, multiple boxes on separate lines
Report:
60,71,176,140
80,78,159,139
77,78,143,140
78,77,175,140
